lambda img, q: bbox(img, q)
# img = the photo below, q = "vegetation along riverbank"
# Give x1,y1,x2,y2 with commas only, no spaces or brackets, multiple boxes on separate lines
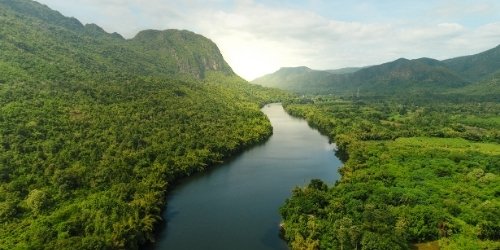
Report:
279,95,499,249
0,1,289,248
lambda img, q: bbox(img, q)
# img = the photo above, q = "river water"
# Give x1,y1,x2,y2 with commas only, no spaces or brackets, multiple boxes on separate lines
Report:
152,103,342,250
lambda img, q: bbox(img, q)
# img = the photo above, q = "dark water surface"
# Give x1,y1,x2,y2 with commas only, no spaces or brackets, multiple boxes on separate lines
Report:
152,103,342,250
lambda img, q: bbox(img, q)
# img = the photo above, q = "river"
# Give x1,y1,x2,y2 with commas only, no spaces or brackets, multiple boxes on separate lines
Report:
151,103,342,250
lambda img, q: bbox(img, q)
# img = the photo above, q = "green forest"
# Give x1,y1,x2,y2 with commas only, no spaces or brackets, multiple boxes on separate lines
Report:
1,0,499,250
0,73,286,249
279,96,499,249
0,0,288,249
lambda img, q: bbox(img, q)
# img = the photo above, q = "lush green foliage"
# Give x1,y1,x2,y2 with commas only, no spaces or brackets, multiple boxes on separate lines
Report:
252,46,500,96
0,0,289,249
0,75,281,249
280,96,500,250
449,70,500,96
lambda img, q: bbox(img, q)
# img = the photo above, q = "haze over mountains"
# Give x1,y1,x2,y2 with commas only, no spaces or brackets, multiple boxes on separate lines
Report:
252,45,500,96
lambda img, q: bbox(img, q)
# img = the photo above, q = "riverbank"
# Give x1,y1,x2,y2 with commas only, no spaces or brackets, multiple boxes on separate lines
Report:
279,97,500,249
149,103,342,250
142,105,273,249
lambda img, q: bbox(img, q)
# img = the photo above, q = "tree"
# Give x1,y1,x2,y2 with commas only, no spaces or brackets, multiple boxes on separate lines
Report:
26,189,48,214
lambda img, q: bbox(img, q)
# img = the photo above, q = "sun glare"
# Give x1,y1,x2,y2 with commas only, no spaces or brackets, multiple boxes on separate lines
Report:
218,39,282,81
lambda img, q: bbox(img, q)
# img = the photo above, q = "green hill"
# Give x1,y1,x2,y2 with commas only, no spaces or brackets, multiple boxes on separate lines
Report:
326,67,363,74
252,66,334,93
449,70,500,97
443,44,500,82
340,57,468,96
130,29,234,78
0,0,234,82
0,0,287,249
252,46,500,96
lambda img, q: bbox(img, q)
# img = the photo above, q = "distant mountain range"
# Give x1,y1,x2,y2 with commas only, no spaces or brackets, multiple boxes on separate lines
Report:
252,45,500,96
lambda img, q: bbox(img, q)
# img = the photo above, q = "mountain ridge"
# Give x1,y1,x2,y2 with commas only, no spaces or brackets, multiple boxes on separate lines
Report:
131,29,234,78
0,0,232,81
252,45,500,96
443,44,500,82
252,66,333,93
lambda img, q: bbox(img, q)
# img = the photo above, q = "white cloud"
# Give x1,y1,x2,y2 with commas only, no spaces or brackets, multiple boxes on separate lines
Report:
37,0,500,80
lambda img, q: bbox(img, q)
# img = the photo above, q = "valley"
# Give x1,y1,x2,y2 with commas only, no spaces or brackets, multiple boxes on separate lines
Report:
0,0,498,250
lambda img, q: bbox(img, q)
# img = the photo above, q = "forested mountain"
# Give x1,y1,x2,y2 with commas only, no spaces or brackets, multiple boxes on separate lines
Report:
443,44,500,82
326,67,363,75
0,0,235,81
449,69,500,96
252,66,334,93
341,57,468,95
252,45,500,96
0,0,287,249
130,29,234,78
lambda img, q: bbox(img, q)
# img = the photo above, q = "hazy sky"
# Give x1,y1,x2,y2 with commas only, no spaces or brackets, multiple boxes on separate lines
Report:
37,0,500,80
